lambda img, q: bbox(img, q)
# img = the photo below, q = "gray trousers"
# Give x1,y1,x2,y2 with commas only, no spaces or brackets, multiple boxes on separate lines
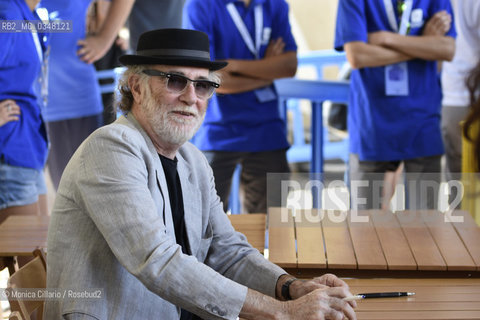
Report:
203,149,290,213
349,153,442,210
441,105,469,177
46,114,103,190
441,105,469,209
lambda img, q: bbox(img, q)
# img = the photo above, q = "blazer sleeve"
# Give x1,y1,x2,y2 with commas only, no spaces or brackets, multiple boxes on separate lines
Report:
181,145,287,298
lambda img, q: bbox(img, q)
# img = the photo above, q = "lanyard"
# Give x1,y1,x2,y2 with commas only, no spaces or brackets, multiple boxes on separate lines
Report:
383,0,413,35
226,2,263,59
31,8,49,106
31,32,43,63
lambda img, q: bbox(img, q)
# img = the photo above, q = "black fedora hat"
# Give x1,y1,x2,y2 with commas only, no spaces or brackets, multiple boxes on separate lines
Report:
119,28,227,71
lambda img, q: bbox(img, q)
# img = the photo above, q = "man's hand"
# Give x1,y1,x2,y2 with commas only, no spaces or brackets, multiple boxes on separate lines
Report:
283,287,357,320
241,285,356,320
422,10,452,36
265,38,285,58
289,274,356,306
275,274,357,318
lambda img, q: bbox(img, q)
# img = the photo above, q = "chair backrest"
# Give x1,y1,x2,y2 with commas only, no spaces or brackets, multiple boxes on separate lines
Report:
8,311,24,320
7,249,47,320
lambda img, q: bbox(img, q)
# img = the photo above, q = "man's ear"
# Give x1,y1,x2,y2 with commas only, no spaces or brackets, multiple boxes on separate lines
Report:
128,74,143,104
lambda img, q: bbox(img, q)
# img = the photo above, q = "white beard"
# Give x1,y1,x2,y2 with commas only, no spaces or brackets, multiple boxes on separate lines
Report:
142,85,205,146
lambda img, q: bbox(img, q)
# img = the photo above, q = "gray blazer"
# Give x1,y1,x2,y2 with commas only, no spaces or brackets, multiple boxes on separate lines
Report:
44,114,285,320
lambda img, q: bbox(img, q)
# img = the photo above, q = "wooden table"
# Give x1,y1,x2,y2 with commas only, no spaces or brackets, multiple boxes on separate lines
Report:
0,214,262,274
0,215,49,274
268,208,480,278
228,214,266,254
346,278,480,319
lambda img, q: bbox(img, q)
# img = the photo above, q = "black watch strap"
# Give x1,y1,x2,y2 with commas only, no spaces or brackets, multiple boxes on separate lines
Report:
281,278,297,300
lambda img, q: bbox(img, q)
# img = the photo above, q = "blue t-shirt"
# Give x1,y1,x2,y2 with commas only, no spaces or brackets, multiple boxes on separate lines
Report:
0,0,49,170
183,0,297,152
334,0,456,161
40,0,103,122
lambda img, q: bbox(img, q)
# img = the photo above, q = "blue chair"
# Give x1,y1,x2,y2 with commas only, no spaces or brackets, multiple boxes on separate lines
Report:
275,78,350,174
96,67,126,119
285,50,349,166
96,67,125,95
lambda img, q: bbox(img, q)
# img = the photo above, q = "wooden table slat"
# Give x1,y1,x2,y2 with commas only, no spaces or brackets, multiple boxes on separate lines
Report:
321,211,357,269
0,216,49,263
348,211,387,270
355,310,480,320
267,208,296,268
356,302,480,311
294,210,326,268
347,278,480,320
369,210,418,270
395,211,447,271
267,209,480,277
421,211,477,271
450,211,480,271
228,214,266,254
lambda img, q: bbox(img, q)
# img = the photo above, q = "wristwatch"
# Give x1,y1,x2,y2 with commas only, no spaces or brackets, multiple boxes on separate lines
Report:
281,278,297,300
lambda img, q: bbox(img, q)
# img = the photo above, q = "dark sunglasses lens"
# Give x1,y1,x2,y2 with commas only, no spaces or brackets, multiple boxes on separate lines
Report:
194,81,214,98
167,75,188,92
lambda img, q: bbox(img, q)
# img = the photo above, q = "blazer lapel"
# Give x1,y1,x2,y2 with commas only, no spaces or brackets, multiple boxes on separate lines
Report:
120,113,175,237
177,153,202,256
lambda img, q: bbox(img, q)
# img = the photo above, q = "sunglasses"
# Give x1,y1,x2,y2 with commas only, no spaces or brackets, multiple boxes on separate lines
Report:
142,69,219,100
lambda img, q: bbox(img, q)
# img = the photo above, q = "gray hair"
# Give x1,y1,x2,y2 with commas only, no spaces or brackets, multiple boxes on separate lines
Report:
116,65,149,113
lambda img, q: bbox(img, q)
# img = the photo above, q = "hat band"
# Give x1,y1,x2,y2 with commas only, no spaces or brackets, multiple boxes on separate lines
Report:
136,48,210,59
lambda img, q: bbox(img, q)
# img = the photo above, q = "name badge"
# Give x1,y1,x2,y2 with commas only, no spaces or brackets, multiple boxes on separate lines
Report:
254,86,277,102
410,9,424,28
385,62,409,96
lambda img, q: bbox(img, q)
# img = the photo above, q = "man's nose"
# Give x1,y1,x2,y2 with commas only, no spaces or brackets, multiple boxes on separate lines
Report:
179,82,197,105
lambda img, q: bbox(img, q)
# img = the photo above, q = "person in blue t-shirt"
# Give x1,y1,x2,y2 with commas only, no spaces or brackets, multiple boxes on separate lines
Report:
0,0,49,222
183,0,297,213
40,0,134,190
334,0,456,209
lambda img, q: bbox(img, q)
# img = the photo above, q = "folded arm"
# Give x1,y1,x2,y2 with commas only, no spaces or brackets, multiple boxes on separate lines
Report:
216,73,272,95
226,51,298,80
368,31,455,62
217,51,297,94
345,10,455,69
345,41,413,69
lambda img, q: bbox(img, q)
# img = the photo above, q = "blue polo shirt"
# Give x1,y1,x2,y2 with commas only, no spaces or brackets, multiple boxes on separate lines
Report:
183,0,297,152
40,0,103,122
0,0,49,170
334,0,456,161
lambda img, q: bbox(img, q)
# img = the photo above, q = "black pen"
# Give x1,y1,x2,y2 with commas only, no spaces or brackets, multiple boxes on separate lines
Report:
344,292,415,301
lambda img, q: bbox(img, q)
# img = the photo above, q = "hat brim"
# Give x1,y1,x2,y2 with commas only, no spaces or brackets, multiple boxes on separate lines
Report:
119,55,227,71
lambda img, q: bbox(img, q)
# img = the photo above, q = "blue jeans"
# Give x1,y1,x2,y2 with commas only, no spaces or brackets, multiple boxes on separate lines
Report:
0,160,46,209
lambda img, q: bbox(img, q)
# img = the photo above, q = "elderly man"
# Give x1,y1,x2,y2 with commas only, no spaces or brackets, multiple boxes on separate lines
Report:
44,29,356,320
